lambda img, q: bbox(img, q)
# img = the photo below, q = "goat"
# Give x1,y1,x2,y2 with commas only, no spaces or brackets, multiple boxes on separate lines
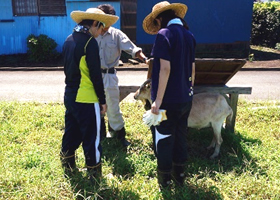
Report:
134,79,233,159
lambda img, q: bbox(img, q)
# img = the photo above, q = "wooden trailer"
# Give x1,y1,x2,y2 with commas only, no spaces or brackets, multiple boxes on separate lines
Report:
118,59,252,132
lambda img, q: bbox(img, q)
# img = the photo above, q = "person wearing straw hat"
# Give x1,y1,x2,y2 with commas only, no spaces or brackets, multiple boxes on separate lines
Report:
96,4,148,147
143,1,196,188
60,7,118,184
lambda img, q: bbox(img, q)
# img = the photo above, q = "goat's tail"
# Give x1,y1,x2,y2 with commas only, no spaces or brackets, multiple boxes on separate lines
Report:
222,94,233,121
227,108,233,122
222,94,230,105
222,93,234,130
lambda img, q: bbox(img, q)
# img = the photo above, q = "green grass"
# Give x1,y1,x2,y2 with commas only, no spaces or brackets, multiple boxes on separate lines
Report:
1,100,280,199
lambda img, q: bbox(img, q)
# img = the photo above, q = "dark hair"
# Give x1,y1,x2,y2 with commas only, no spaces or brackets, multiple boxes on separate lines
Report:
155,9,177,28
179,17,189,30
98,4,116,15
154,9,189,30
79,19,104,28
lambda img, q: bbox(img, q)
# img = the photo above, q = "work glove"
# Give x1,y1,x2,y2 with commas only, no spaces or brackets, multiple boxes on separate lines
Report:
143,109,167,126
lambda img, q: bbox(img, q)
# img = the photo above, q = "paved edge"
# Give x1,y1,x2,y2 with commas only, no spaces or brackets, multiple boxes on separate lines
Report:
1,66,280,71
0,66,149,71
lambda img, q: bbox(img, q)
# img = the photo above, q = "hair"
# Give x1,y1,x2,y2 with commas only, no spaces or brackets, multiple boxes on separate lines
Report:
98,4,116,15
79,19,104,28
179,17,189,30
155,9,177,28
154,9,189,30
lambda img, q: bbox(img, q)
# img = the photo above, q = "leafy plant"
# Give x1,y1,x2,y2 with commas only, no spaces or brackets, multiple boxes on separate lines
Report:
26,34,59,62
248,53,255,62
275,43,280,50
251,2,280,48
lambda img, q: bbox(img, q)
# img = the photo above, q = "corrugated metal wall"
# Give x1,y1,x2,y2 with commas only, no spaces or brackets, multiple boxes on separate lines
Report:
137,0,254,44
136,0,254,58
0,0,120,55
1,0,254,56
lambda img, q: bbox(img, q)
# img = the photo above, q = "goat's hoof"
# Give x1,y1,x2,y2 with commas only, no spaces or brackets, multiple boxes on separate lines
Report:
209,153,220,159
207,146,213,150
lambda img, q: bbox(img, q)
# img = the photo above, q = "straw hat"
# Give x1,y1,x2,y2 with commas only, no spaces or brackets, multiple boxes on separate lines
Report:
143,1,188,35
71,8,119,28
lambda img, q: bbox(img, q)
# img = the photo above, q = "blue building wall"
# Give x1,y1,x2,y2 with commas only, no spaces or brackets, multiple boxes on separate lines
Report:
0,0,120,55
1,0,254,56
137,0,254,45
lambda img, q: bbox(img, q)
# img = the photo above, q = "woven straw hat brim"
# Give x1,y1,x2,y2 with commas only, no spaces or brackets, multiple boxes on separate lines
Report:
143,3,188,35
71,11,119,28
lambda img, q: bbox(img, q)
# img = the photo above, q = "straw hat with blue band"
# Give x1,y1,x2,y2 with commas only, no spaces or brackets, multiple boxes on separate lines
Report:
71,8,119,28
143,1,188,35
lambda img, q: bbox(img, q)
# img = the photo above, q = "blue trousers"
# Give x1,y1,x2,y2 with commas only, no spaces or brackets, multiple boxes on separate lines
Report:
151,101,192,172
61,94,101,167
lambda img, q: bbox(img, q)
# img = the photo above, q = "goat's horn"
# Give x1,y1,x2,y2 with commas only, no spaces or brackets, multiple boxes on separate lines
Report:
139,79,152,89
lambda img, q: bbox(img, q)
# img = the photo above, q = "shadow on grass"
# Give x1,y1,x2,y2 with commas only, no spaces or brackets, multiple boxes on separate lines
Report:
101,138,135,179
62,127,262,199
159,184,224,200
187,128,263,175
63,164,141,200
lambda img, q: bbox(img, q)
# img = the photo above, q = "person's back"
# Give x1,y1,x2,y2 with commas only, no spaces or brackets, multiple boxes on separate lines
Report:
96,4,147,147
142,1,195,188
60,7,118,184
63,32,94,88
151,24,196,103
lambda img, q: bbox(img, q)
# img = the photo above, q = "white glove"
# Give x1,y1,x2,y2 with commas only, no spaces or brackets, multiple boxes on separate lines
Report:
143,109,167,126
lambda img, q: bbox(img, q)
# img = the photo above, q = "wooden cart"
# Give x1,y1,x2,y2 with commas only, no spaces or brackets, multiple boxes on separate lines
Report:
119,58,252,132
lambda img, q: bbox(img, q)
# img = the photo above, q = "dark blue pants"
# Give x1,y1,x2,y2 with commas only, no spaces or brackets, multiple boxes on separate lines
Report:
61,94,101,167
151,101,192,172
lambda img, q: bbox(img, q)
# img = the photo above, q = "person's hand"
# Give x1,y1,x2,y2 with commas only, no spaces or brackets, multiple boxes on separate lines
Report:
151,99,162,115
136,50,148,64
100,104,107,116
147,58,153,65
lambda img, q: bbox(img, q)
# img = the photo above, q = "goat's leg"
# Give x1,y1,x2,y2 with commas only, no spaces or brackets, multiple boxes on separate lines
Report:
209,123,223,159
207,135,216,150
207,122,217,149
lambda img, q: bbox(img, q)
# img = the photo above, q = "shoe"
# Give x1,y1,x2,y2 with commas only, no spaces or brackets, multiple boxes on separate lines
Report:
106,122,116,138
171,163,186,187
116,127,131,147
157,169,172,189
60,151,77,176
120,138,131,147
87,163,102,185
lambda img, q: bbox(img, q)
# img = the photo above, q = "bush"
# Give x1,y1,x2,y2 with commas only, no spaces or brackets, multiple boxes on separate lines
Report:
27,34,59,62
251,2,280,48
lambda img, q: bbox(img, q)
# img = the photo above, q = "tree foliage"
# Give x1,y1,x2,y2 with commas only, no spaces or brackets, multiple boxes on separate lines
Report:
251,2,280,48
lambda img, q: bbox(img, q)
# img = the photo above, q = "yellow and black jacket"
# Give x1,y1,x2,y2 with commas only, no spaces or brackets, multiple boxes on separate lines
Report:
63,31,105,104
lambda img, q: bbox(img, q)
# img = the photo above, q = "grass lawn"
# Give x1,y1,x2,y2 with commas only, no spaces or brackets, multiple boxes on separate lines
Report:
0,100,280,199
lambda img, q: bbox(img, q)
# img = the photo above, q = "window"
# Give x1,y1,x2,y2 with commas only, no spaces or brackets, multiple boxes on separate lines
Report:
12,0,66,16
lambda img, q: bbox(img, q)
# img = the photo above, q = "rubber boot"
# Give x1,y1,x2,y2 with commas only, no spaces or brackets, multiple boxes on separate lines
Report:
107,122,115,138
172,163,186,187
116,127,131,147
60,151,76,176
87,163,102,186
157,169,172,189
